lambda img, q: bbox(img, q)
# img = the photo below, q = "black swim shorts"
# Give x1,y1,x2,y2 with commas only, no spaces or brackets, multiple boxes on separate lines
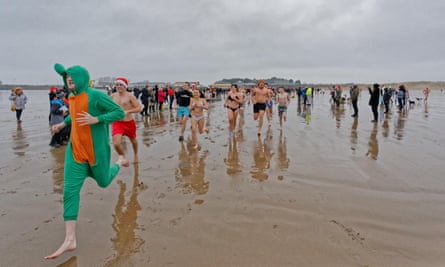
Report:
253,103,266,113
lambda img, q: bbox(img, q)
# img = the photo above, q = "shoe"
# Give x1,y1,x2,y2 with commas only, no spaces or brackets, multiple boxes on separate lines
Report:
178,136,184,142
351,114,357,117
371,120,377,123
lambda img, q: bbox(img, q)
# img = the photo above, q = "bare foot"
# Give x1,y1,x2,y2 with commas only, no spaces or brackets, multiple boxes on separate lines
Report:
193,143,199,150
204,128,209,134
133,155,139,164
44,239,77,260
117,157,130,167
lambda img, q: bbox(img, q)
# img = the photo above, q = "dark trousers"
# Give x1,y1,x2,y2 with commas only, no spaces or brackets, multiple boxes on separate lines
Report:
371,104,378,121
398,97,404,111
352,100,358,116
50,132,63,146
141,102,149,115
384,100,389,113
15,109,23,121
168,96,174,109
149,102,155,112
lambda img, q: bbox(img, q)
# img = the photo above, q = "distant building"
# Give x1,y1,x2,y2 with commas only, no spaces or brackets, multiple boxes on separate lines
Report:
131,81,168,88
208,83,231,89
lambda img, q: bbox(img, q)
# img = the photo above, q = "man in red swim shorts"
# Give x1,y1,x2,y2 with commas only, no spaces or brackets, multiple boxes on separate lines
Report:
111,77,143,165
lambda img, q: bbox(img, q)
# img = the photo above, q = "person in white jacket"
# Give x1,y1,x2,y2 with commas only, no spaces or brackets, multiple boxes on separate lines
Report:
9,87,28,122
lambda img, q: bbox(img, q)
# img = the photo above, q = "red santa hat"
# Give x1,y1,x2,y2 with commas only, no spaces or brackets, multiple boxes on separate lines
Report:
115,77,128,88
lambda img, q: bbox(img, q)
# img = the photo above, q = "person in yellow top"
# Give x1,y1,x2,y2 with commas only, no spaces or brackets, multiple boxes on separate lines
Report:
305,87,313,105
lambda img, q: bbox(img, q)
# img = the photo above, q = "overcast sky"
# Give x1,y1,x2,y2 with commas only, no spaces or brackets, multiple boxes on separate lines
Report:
1,0,444,85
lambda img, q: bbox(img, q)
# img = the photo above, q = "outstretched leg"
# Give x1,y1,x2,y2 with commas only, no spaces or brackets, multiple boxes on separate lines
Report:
113,134,129,167
46,147,87,259
191,119,199,149
129,137,138,163
45,221,77,259
257,110,265,135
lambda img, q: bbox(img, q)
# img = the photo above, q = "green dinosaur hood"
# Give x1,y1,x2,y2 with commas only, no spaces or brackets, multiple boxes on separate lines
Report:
54,63,90,95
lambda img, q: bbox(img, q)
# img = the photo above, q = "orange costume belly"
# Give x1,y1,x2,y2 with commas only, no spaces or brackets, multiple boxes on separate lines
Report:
69,93,95,164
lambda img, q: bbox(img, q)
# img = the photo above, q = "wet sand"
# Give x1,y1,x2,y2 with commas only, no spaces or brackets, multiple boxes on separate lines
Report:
1,90,445,267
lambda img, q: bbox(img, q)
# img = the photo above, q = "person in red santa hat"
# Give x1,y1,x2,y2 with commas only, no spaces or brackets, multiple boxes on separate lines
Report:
110,77,143,165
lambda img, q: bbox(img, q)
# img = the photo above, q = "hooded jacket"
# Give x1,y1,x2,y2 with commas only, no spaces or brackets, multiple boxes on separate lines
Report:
54,63,125,165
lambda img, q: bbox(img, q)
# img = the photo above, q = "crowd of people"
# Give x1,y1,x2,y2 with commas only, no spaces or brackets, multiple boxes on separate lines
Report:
10,78,432,155
5,63,435,260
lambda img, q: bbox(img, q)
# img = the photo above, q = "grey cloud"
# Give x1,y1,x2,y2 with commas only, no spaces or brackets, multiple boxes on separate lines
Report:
1,0,444,84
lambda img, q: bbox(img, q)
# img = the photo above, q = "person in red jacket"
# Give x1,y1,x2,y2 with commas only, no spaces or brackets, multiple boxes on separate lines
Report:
158,87,166,111
168,86,175,110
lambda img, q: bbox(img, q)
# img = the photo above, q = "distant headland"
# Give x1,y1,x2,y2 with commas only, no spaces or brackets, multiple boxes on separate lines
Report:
1,78,444,91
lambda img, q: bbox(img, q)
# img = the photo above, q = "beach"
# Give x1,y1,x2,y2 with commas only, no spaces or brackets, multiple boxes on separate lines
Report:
1,89,445,267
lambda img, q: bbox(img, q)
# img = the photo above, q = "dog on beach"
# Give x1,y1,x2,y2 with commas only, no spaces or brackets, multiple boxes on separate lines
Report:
415,97,423,102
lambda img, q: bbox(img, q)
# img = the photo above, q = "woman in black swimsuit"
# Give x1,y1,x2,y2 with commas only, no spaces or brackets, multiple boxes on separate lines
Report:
224,84,243,138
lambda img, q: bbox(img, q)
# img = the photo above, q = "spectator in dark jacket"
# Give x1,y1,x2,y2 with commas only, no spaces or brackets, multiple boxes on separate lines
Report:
139,86,149,116
369,83,380,122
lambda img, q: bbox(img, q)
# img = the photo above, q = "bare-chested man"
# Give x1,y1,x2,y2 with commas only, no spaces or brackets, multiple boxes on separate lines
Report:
111,77,143,165
423,87,430,103
276,87,290,131
251,80,269,136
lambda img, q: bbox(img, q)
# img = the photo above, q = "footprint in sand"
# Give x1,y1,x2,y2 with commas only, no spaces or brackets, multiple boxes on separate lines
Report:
330,219,365,244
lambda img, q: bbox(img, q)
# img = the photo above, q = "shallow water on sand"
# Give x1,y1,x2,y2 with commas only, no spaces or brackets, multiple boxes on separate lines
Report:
1,90,445,266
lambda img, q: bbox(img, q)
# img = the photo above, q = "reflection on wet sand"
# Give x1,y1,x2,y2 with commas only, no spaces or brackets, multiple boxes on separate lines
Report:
303,105,312,125
276,132,289,170
350,117,358,153
141,117,156,147
50,147,65,194
105,164,146,267
382,114,390,139
250,130,274,181
225,138,241,176
149,111,167,127
331,103,345,128
12,123,29,156
394,113,407,140
56,256,77,267
297,103,312,124
175,141,209,195
366,123,379,160
334,104,345,128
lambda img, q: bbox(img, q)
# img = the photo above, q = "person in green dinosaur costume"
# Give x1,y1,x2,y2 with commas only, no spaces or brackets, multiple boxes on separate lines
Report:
45,63,127,259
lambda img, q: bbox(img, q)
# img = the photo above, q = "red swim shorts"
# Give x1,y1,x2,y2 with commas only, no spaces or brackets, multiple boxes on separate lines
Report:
112,120,137,139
